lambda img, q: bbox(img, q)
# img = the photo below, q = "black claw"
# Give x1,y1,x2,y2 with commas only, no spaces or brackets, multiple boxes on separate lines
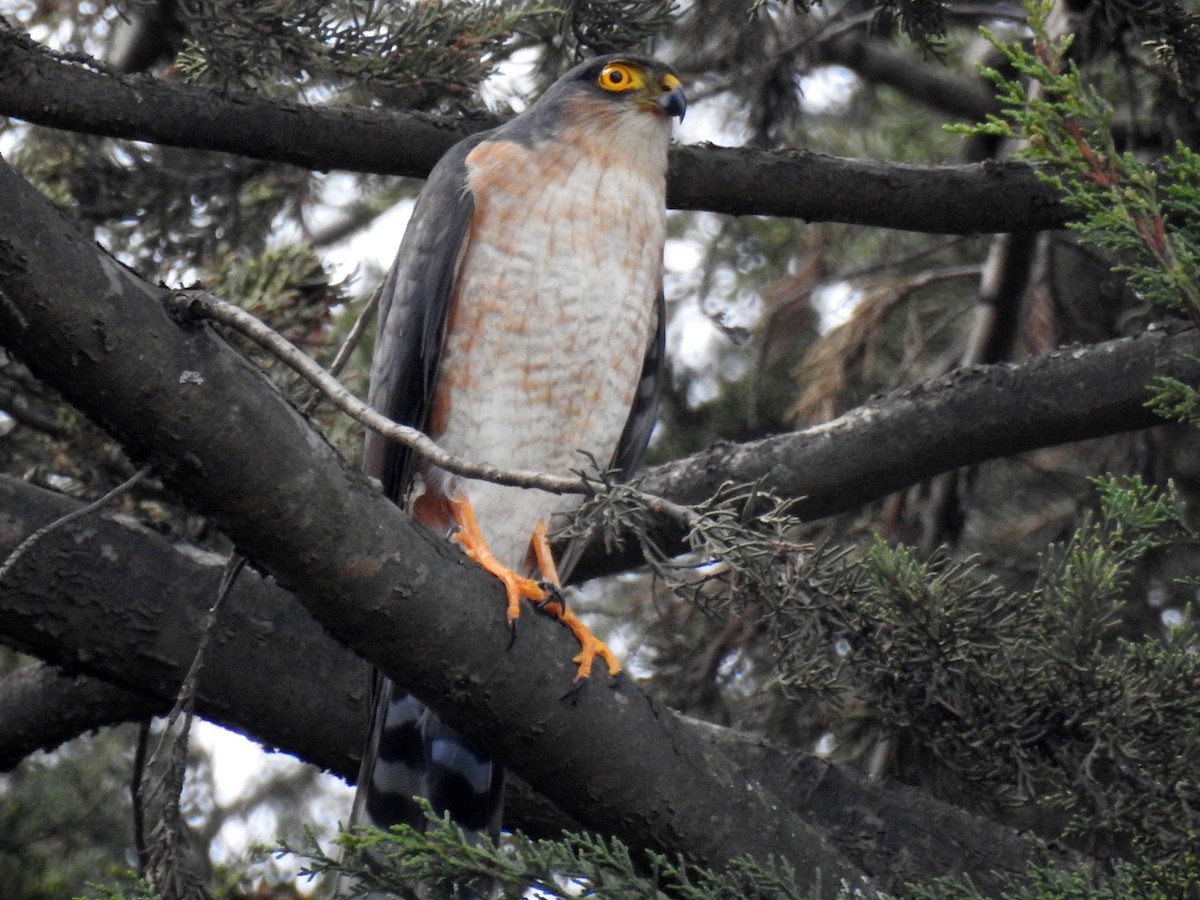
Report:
608,670,623,689
507,617,518,650
534,582,565,616
561,677,588,703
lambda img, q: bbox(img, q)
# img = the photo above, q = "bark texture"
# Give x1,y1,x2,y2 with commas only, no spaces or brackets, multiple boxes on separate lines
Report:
0,155,866,897
0,475,1062,896
0,26,1067,233
572,324,1195,579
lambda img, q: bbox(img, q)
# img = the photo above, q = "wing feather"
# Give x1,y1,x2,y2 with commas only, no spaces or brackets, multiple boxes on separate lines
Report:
352,135,499,840
363,135,483,502
612,289,666,482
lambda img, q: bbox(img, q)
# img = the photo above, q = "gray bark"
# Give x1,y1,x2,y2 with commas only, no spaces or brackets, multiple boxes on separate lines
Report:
0,474,1062,896
0,25,1066,233
0,154,868,897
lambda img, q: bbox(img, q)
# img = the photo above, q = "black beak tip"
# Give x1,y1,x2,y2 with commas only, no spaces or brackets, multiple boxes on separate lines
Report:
660,87,687,122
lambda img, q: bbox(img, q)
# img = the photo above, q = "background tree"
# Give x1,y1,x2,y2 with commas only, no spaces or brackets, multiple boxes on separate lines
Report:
1,0,1199,897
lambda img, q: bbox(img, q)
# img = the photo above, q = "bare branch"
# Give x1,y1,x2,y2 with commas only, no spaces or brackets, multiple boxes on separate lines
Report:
177,289,702,535
0,663,160,771
0,474,369,775
0,146,868,898
0,473,1063,896
570,323,1200,579
0,26,1068,233
0,465,150,582
172,291,588,495
814,34,1000,122
299,286,380,415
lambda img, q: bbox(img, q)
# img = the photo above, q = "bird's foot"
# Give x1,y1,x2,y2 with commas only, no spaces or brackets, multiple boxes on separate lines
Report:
448,495,547,625
528,519,622,682
447,502,623,681
558,605,622,682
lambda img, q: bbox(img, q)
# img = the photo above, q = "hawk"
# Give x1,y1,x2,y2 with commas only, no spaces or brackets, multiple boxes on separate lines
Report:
352,53,685,843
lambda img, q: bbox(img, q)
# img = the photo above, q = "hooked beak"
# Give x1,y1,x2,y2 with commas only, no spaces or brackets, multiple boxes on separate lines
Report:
657,73,687,122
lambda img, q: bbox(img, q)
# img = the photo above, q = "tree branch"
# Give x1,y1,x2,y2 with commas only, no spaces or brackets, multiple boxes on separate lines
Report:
0,662,160,771
0,474,1062,896
172,290,586,495
0,153,868,896
0,473,371,777
814,33,1001,123
179,289,700,530
0,26,1068,234
572,324,1199,580
0,465,149,582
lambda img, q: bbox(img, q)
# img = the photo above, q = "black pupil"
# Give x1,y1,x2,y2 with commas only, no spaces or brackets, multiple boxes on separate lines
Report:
609,69,624,84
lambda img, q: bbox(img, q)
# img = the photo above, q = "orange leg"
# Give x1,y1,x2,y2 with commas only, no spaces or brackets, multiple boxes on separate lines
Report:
448,495,622,682
447,494,547,626
531,522,622,682
530,522,563,596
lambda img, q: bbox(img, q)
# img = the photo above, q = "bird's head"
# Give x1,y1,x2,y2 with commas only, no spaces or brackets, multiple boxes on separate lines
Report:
581,54,687,122
525,53,686,127
492,53,685,162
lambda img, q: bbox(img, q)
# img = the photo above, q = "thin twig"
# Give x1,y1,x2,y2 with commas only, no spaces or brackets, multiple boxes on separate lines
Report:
132,719,151,879
169,289,702,532
140,553,243,900
171,289,586,495
0,465,151,583
147,553,245,772
146,715,209,900
300,283,381,417
175,292,705,540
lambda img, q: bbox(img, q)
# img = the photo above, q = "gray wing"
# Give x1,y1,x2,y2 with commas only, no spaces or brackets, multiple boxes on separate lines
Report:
612,289,667,481
363,134,483,501
353,134,506,846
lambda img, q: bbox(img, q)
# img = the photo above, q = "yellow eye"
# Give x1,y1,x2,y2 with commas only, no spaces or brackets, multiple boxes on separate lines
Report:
597,61,642,93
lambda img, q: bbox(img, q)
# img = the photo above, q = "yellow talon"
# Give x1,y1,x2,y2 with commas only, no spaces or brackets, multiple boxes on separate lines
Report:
531,522,621,681
448,494,547,624
447,498,623,680
561,606,622,680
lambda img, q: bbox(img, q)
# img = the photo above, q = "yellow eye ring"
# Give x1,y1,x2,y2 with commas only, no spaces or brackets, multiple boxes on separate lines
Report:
597,61,641,93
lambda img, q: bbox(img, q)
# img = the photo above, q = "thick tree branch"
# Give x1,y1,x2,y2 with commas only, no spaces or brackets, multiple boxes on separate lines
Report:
0,155,867,895
814,34,1001,123
0,25,478,178
651,325,1192,505
0,474,1061,895
572,324,1198,580
0,26,1067,233
0,663,161,771
0,475,371,776
0,479,367,774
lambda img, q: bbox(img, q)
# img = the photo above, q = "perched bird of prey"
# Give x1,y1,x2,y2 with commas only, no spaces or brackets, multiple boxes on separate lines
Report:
352,53,686,845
